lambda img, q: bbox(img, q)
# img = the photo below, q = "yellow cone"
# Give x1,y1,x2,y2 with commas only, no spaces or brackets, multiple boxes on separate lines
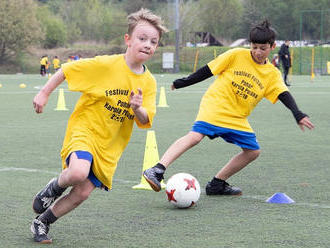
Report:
157,86,169,107
311,72,315,81
54,88,68,111
132,130,166,190
19,83,26,88
0,83,2,88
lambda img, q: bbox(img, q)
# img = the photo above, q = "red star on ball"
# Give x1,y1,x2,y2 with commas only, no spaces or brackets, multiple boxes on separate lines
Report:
166,189,177,202
184,178,196,190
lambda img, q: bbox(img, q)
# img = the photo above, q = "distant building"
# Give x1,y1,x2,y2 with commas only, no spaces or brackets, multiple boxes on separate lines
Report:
188,32,223,47
230,39,249,47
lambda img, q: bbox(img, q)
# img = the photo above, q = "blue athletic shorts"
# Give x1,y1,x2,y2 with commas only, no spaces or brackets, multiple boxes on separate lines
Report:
66,150,108,191
192,121,260,150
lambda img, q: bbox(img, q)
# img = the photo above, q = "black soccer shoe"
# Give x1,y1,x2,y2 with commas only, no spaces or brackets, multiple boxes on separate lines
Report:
143,166,164,192
33,178,64,214
205,179,242,196
30,218,52,244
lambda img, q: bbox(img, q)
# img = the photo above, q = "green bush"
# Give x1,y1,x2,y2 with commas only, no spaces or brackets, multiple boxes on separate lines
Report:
43,18,67,48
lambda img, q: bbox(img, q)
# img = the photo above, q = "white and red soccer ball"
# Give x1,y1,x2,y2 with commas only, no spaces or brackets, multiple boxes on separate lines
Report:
165,173,201,208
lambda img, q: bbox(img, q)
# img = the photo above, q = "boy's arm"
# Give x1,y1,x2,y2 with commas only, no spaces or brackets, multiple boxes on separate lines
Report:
129,88,149,125
33,69,66,113
278,91,314,131
172,65,213,90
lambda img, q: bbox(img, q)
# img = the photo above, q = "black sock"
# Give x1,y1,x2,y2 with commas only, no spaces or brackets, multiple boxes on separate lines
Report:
38,208,58,225
155,163,166,171
211,177,225,184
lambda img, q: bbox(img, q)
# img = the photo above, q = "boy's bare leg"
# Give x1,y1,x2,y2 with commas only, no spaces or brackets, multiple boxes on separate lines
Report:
58,152,92,188
51,178,95,218
160,131,205,167
32,152,91,215
31,154,95,243
206,148,260,196
215,148,260,180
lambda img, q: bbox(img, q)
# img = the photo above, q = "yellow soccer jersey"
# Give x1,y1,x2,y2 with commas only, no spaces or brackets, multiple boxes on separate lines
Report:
61,55,157,189
52,58,60,69
196,48,288,132
40,57,48,66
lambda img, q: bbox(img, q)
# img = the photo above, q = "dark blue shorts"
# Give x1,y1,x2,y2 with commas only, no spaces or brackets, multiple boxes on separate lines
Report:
192,121,260,150
66,150,108,190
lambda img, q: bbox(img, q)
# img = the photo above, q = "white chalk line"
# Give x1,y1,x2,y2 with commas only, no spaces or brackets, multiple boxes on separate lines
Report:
0,167,135,184
1,167,330,209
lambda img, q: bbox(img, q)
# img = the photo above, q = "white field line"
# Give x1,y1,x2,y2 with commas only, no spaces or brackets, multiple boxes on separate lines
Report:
0,88,70,95
0,167,58,175
0,167,135,184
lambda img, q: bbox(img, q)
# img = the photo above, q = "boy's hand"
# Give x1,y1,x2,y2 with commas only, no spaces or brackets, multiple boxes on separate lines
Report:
33,91,49,114
298,116,314,131
171,84,176,90
129,88,143,111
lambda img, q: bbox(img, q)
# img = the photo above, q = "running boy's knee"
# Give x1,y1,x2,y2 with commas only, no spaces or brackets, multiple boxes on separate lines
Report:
250,149,261,160
67,169,89,185
187,132,204,146
243,149,260,161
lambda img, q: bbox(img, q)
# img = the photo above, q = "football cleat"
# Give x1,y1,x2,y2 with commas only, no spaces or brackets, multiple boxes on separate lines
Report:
33,178,64,214
143,166,164,192
30,218,52,244
205,179,242,196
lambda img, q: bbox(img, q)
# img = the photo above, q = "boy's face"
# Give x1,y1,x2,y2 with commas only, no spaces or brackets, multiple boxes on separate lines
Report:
250,43,275,64
125,21,160,63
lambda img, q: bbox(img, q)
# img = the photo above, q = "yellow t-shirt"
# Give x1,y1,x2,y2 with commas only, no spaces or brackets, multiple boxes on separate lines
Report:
61,54,157,189
53,58,60,69
40,57,48,66
196,48,288,132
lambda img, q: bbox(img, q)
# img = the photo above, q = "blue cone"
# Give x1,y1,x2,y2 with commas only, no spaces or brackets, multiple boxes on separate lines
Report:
266,192,295,204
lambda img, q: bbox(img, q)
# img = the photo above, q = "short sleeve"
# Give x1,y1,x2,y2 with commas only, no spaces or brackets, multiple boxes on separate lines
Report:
264,69,288,104
207,49,237,75
62,57,105,93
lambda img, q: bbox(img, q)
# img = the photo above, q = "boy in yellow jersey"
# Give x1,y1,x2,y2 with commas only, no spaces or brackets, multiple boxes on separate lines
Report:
144,20,314,195
52,56,60,72
30,8,167,244
40,55,48,76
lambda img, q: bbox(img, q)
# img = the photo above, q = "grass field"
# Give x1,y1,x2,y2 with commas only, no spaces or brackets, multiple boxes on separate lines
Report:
0,73,330,248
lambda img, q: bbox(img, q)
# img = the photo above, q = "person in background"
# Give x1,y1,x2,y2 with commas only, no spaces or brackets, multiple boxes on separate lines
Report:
40,55,48,76
271,54,279,68
52,56,61,73
278,40,291,86
45,60,51,77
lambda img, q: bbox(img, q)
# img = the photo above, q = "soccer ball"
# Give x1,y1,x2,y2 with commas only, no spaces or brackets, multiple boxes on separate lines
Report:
165,173,201,208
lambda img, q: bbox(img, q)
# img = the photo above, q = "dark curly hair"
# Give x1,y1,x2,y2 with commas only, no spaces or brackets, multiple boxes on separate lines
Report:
249,20,277,45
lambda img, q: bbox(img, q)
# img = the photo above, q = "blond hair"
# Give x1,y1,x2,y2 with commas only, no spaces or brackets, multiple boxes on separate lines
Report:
127,8,168,39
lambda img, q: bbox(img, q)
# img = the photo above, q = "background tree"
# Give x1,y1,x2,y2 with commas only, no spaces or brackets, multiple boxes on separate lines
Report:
0,0,42,64
37,5,67,48
197,0,242,44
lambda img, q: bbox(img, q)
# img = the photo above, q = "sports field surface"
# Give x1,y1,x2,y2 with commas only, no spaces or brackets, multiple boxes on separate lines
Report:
0,74,329,247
